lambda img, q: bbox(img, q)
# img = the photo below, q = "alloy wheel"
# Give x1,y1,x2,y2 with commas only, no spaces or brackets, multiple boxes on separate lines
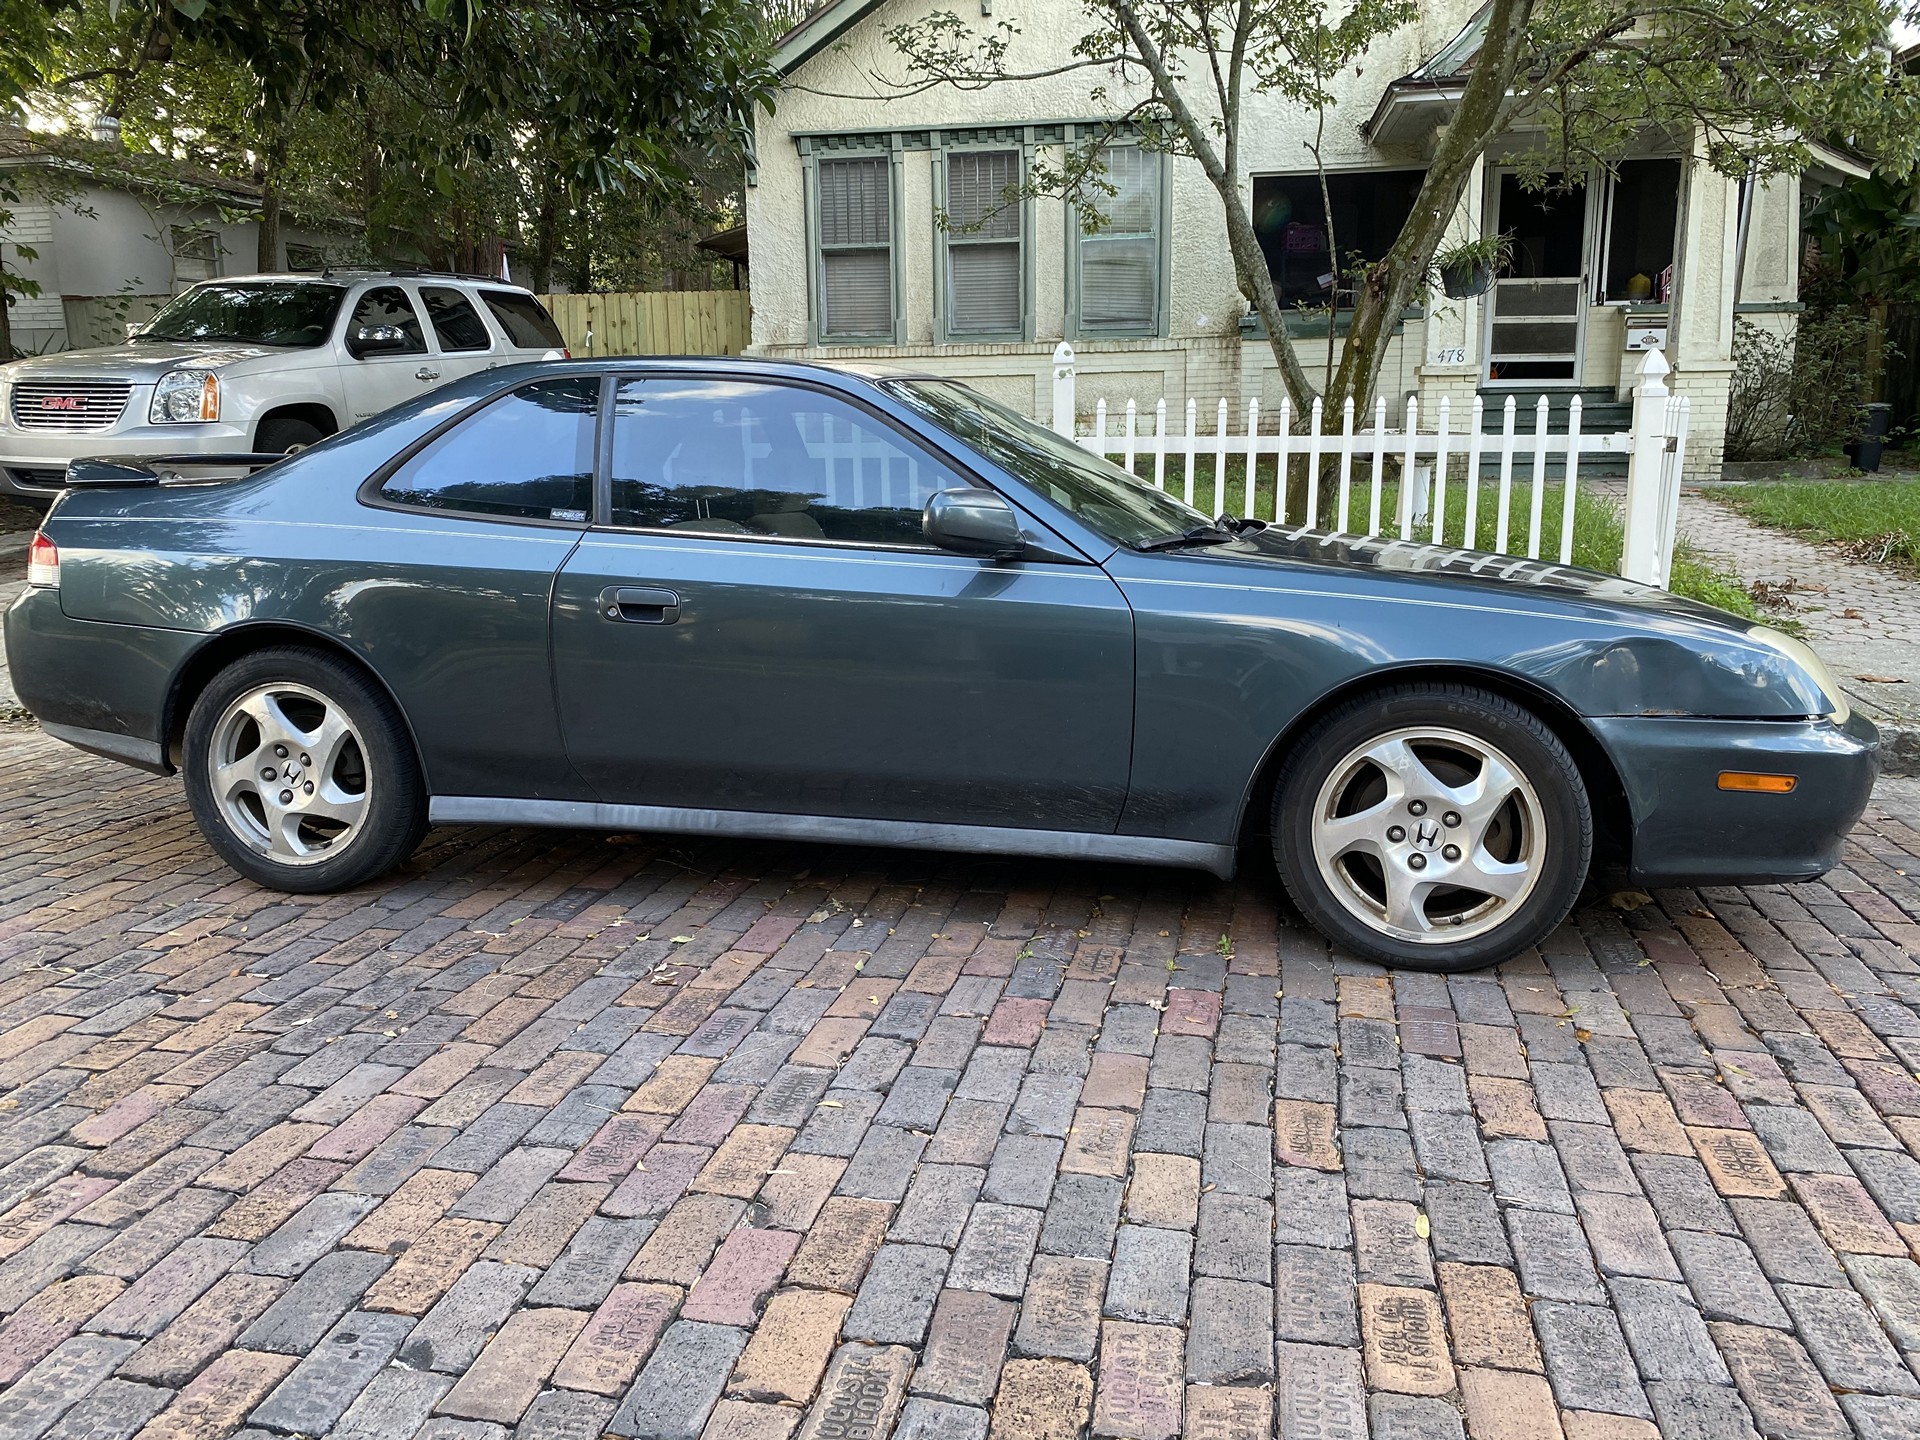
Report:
1309,725,1546,945
208,682,371,864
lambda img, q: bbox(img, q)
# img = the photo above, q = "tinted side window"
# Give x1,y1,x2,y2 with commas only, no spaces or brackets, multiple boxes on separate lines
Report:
608,378,965,546
480,289,566,349
380,377,597,522
346,285,426,355
420,287,493,352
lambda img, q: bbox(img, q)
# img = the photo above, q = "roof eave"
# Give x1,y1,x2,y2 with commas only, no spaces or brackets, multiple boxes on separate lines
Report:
774,0,889,76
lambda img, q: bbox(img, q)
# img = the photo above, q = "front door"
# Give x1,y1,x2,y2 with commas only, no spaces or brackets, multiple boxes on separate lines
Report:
550,375,1136,831
337,284,441,422
1483,173,1589,387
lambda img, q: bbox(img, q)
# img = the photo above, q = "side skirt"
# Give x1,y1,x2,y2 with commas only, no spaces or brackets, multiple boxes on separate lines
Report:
429,796,1239,879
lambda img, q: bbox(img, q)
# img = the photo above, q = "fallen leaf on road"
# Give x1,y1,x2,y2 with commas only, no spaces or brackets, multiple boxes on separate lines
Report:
1855,674,1907,683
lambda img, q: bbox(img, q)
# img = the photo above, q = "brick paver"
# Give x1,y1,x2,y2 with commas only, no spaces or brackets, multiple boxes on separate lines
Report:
0,724,1918,1439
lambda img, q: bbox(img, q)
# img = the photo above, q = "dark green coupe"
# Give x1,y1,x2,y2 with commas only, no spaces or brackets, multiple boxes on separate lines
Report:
4,360,1878,971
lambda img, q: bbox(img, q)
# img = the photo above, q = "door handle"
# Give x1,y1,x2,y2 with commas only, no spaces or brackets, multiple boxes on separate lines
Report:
415,365,441,381
600,586,680,624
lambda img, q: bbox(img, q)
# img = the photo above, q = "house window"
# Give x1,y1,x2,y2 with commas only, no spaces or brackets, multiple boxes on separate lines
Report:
285,243,327,273
1073,145,1164,336
1599,159,1681,302
171,226,219,285
1253,170,1424,307
815,155,895,341
943,149,1024,339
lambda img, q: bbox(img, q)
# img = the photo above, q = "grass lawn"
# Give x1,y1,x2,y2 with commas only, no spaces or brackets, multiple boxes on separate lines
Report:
1712,478,1920,570
1121,456,1757,618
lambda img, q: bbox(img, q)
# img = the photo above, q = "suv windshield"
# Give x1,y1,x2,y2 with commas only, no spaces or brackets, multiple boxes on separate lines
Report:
135,281,346,347
884,377,1210,548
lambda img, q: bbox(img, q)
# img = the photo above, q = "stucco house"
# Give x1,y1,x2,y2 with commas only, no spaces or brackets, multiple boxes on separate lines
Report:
746,0,1867,474
1,126,355,355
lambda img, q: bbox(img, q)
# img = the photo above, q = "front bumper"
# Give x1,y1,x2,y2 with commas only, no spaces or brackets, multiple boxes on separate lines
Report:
1592,709,1881,886
4,584,199,772
0,418,255,495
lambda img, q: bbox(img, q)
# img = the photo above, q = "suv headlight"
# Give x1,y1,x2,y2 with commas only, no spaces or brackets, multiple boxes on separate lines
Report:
150,369,220,423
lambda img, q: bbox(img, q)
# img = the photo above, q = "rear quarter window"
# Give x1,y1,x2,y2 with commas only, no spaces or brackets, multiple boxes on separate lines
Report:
480,289,566,350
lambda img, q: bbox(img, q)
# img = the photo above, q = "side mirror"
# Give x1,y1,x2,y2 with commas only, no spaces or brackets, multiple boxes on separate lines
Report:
924,487,1025,560
349,324,411,358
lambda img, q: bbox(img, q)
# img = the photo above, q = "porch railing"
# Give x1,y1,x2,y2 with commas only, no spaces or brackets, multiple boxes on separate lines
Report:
1048,343,1690,586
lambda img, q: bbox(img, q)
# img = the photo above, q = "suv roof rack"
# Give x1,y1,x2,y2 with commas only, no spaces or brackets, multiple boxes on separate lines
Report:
318,264,516,286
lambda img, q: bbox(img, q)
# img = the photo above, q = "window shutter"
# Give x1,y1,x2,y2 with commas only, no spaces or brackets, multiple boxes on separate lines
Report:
818,157,892,337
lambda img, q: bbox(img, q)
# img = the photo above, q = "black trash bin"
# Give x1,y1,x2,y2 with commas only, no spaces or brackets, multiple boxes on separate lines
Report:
1846,402,1893,474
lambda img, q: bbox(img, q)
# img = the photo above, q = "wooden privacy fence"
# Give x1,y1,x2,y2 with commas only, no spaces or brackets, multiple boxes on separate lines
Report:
536,290,751,357
1050,342,1692,585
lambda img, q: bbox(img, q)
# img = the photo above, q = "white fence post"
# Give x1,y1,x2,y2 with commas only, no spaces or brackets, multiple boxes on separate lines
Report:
1620,348,1673,584
1051,342,1077,437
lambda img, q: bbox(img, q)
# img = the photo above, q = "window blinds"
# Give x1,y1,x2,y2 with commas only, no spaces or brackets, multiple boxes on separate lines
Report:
1081,147,1159,329
819,157,892,337
946,150,1022,335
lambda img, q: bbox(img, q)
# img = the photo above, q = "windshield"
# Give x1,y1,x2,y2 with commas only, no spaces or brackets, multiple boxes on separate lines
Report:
136,282,347,347
884,377,1210,548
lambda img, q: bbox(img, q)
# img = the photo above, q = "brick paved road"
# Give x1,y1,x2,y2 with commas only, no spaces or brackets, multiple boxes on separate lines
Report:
2,728,1920,1440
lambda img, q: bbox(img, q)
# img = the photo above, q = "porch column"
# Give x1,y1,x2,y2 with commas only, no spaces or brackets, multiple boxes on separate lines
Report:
1414,148,1484,419
1666,135,1740,478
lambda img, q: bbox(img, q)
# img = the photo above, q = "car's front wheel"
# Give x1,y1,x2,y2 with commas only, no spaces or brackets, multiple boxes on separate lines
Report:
1272,683,1592,971
183,647,426,892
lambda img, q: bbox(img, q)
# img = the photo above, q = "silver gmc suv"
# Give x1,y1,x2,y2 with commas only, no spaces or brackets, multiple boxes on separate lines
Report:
0,271,568,496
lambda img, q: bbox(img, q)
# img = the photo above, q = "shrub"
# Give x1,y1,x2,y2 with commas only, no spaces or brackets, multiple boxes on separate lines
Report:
1724,308,1883,461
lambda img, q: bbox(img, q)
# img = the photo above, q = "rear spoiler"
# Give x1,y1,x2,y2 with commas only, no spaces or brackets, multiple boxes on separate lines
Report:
65,453,288,488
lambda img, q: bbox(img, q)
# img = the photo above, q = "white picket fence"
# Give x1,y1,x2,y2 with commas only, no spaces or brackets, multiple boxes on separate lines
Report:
1049,343,1692,586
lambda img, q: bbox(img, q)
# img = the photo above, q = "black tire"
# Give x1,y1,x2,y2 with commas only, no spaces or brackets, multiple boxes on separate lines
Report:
183,646,426,893
1272,683,1592,972
256,417,326,454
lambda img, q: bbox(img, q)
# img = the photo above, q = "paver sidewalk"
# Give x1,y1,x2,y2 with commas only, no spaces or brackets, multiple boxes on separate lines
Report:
1682,489,1920,768
1,733,1919,1440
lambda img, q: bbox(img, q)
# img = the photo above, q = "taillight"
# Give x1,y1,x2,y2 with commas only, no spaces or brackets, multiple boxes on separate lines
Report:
27,532,58,588
561,348,572,360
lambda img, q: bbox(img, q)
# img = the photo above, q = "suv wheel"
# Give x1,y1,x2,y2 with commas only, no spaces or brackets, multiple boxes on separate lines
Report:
1272,683,1592,972
257,417,326,454
183,646,426,892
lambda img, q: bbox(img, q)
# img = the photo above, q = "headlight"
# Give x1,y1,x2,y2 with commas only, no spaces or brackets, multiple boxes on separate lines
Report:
1748,625,1849,721
149,369,220,423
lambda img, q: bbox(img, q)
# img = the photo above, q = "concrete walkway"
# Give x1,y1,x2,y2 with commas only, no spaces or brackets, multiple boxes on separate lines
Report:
1682,489,1920,770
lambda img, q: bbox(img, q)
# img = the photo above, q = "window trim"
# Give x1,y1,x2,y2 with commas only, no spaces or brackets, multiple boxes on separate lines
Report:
934,139,1033,345
803,139,904,346
1066,142,1170,341
356,371,605,531
597,373,970,553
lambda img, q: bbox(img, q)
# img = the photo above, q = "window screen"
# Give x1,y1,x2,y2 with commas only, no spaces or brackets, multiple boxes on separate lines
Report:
479,289,566,349
380,377,596,521
1251,169,1426,307
609,378,964,546
817,157,893,338
946,150,1022,336
346,286,427,356
420,287,493,352
1079,147,1161,332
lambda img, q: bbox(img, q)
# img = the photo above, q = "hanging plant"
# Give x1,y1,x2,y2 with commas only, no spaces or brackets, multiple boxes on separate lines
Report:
1433,232,1514,300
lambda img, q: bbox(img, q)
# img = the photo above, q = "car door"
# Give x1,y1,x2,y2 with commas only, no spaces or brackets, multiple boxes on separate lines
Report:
417,285,502,386
337,284,438,422
549,373,1135,831
353,373,598,797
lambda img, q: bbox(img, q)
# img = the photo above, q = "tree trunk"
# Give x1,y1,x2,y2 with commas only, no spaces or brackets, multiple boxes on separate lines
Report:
256,184,282,272
1325,0,1534,421
530,176,561,293
0,286,13,363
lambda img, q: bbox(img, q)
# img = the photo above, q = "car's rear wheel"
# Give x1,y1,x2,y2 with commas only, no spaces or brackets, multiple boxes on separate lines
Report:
1272,683,1592,971
183,647,425,892
256,417,325,454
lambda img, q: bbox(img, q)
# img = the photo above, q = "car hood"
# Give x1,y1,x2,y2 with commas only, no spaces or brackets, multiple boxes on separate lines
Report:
1224,521,1733,620
0,341,280,384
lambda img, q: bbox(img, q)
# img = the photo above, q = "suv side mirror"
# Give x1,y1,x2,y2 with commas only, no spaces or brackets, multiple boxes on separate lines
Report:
924,487,1024,560
348,324,410,358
